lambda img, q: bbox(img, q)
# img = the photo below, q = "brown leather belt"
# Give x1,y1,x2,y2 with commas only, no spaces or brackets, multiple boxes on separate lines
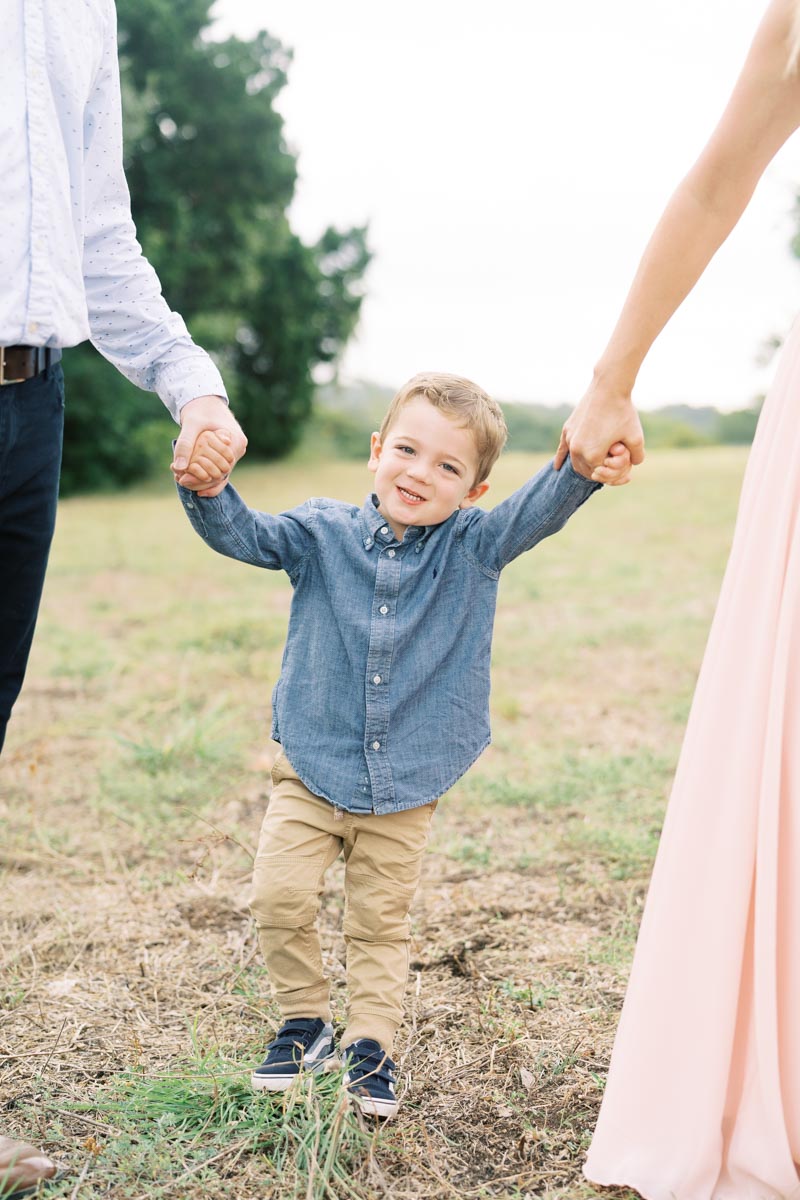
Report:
0,345,63,386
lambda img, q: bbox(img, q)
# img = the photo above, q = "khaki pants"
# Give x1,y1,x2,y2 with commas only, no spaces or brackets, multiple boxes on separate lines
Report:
249,751,436,1054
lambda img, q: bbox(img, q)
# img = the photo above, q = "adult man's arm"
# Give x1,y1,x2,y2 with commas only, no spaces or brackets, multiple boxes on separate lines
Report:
80,0,246,493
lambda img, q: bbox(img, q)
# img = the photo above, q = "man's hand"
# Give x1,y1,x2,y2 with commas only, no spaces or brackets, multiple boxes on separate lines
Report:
554,380,645,484
171,395,247,498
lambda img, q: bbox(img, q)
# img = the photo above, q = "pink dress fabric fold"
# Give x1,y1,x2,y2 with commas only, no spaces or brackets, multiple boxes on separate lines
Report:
584,320,800,1200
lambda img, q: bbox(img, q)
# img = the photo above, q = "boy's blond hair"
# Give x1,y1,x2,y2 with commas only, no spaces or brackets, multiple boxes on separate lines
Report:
380,372,508,486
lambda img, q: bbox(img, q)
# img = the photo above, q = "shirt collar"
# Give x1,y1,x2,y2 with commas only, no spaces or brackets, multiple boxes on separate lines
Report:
358,494,438,551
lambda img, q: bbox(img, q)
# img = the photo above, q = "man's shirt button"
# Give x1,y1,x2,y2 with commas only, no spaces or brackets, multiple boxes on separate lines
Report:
387,549,396,558
372,740,381,750
373,675,382,685
379,605,388,615
380,526,389,535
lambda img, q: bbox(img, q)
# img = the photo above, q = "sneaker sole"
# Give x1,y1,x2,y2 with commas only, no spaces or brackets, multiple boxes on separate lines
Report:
345,1087,399,1119
251,1055,336,1092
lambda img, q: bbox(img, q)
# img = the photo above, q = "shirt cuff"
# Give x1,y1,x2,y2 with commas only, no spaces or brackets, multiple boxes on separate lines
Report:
556,455,603,493
156,358,229,421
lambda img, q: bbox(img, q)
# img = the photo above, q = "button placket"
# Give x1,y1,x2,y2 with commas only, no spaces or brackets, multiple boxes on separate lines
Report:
363,540,401,805
355,763,372,802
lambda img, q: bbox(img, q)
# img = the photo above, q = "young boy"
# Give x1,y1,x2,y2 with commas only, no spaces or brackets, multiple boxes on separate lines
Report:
177,373,630,1118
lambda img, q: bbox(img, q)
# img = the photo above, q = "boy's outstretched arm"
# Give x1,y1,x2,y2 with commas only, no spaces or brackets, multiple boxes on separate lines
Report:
460,451,616,575
175,446,312,572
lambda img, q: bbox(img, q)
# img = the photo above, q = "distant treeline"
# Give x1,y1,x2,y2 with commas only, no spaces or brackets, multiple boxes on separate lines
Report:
304,381,762,460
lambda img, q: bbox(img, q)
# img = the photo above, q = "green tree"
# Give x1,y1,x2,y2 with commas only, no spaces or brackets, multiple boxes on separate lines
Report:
233,224,370,457
62,0,369,492
714,404,762,445
640,412,711,449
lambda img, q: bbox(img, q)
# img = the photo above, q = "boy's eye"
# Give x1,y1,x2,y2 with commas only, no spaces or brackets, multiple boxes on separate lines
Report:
441,462,458,474
396,445,414,455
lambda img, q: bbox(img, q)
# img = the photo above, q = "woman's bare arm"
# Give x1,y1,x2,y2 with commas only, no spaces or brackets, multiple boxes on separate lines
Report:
556,0,800,481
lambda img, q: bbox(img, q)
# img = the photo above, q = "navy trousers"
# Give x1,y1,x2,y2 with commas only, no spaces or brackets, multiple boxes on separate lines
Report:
0,364,65,754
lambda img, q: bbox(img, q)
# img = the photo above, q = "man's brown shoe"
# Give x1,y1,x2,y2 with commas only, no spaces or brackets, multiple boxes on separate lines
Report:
0,1137,57,1197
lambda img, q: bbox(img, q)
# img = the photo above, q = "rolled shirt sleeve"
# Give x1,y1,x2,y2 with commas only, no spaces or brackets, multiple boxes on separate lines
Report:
81,0,227,420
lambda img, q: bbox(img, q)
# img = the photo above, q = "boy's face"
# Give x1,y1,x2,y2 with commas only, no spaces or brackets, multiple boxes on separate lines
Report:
368,397,489,541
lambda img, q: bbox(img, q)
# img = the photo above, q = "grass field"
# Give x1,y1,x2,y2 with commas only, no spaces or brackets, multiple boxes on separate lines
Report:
0,447,748,1199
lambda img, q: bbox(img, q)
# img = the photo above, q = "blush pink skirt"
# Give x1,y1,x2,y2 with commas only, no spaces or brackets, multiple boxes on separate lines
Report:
584,319,800,1200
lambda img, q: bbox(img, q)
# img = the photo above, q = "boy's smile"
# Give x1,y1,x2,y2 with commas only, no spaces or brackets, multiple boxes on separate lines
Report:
368,397,489,541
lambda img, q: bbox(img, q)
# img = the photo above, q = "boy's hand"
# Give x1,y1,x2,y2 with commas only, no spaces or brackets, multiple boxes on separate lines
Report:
171,395,247,497
589,441,632,486
174,429,236,497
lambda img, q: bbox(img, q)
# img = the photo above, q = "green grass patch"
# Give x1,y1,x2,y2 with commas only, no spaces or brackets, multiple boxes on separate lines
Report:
463,747,671,879
44,1043,380,1199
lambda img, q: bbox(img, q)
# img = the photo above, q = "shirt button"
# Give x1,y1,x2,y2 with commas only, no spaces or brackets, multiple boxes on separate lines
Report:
380,526,389,535
186,501,194,509
379,605,388,615
372,675,382,685
387,549,396,558
27,321,38,334
372,740,381,750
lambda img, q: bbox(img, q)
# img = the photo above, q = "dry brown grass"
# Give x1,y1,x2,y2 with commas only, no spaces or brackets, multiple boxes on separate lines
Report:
0,449,747,1198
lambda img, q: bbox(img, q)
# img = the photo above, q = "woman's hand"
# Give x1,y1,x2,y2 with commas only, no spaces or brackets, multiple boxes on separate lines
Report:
554,379,645,484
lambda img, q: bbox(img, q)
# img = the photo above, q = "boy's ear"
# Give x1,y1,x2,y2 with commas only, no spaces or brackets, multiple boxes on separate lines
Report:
459,480,489,509
367,432,382,474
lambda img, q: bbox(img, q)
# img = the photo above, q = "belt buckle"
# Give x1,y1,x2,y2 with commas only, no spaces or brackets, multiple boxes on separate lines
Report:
0,348,26,386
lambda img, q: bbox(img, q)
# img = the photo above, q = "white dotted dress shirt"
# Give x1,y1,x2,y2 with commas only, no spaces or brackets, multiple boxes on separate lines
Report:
0,0,227,419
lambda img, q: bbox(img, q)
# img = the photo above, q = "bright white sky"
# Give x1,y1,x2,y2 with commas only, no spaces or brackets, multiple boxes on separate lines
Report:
210,0,800,410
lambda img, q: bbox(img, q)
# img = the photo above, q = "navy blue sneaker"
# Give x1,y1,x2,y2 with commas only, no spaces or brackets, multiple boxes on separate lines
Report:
342,1038,399,1118
251,1018,336,1092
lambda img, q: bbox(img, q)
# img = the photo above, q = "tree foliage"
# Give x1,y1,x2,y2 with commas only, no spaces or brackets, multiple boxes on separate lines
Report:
62,0,369,492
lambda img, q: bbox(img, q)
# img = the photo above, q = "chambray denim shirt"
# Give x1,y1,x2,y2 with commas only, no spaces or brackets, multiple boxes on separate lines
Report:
178,458,600,814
